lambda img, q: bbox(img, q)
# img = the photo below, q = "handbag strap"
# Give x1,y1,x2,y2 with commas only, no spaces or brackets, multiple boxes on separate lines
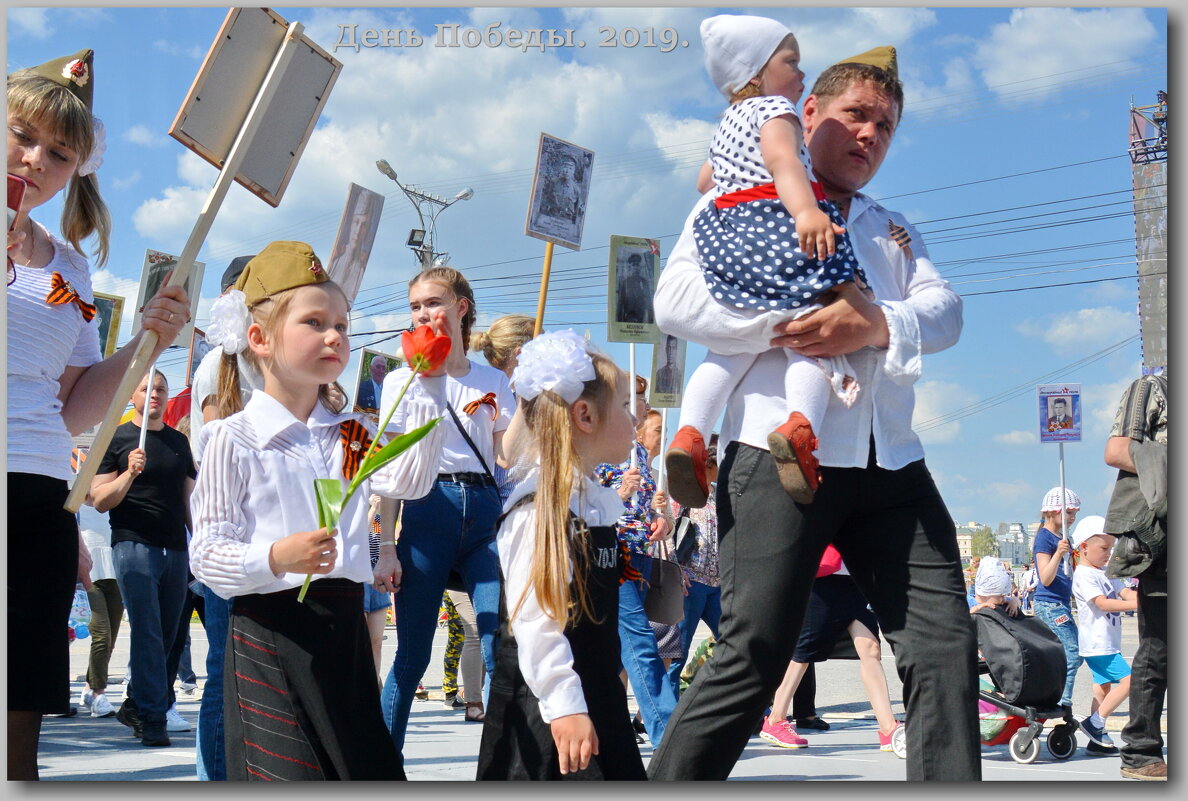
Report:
445,401,495,479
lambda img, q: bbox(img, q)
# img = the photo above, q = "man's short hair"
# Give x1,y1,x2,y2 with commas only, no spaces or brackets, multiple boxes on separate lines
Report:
809,62,904,125
1054,398,1067,405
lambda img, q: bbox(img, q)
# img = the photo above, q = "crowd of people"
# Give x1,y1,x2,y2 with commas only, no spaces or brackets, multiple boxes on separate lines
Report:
9,16,1166,784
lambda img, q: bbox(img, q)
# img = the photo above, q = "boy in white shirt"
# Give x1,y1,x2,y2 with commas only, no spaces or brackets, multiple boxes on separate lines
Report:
1070,515,1138,754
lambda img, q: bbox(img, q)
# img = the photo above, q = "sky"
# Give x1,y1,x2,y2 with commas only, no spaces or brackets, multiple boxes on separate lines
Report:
5,4,1171,530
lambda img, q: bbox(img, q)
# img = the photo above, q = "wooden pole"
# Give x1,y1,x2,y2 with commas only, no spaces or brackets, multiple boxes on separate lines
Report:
65,22,306,512
532,240,555,337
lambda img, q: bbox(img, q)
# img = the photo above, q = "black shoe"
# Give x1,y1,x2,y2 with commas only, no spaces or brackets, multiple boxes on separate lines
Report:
116,702,142,738
49,705,79,718
632,716,646,735
140,721,171,747
635,731,646,744
795,716,831,731
1086,741,1120,756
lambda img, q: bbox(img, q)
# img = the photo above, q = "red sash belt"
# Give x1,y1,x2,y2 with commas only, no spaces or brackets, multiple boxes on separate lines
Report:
713,181,826,209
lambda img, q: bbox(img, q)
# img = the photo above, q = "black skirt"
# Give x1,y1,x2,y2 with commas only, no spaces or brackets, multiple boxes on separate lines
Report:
477,522,646,781
224,579,404,781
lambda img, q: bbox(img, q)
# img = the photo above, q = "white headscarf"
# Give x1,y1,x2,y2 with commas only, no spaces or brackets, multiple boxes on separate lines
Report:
974,558,1012,597
700,14,792,100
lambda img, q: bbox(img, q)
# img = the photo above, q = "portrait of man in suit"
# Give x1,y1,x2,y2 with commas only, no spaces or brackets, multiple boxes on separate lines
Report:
355,352,390,412
1047,396,1073,428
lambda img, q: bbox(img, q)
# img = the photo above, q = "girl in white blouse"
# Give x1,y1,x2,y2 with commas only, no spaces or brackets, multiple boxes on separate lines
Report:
476,331,647,780
188,241,403,780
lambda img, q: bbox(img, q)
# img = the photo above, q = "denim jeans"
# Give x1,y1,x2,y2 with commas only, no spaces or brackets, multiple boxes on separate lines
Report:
649,444,980,781
619,553,679,747
1033,599,1082,707
196,583,231,780
381,478,502,753
112,541,188,725
665,580,722,697
1120,572,1167,768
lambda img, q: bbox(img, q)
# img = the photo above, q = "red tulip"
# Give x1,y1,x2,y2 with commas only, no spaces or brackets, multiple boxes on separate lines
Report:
402,325,451,374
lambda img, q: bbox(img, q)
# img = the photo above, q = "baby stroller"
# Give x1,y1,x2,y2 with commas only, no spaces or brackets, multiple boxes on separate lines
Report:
973,607,1080,764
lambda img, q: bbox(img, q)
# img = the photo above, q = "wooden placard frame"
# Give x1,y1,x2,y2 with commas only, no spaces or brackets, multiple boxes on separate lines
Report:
168,7,342,207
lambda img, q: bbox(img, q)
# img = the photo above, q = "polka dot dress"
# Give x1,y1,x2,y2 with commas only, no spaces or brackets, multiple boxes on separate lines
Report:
695,96,866,311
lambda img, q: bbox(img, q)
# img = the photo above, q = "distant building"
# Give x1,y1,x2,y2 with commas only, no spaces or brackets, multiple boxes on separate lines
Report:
997,523,1030,566
954,521,988,563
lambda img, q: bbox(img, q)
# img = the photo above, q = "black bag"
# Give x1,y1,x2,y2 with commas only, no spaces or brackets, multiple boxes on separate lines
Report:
643,540,686,625
974,607,1065,709
673,508,698,564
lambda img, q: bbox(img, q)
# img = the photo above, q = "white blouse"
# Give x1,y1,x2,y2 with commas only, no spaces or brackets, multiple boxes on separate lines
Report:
498,470,624,723
189,391,374,599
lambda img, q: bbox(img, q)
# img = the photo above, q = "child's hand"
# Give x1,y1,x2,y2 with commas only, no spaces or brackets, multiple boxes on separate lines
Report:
1005,597,1021,617
550,713,598,775
794,207,845,262
268,527,337,576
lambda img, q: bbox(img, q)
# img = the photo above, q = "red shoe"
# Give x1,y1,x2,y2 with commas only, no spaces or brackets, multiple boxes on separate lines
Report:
766,412,821,504
664,426,709,508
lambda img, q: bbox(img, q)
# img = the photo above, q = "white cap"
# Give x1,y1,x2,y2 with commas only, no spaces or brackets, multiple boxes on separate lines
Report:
1040,486,1082,512
1071,514,1107,549
700,14,792,100
974,558,1012,597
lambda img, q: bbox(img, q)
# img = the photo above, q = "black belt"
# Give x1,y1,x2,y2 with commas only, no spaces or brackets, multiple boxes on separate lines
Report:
438,472,495,486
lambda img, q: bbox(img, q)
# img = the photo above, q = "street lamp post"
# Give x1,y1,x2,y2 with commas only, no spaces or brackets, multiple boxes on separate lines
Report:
376,159,474,269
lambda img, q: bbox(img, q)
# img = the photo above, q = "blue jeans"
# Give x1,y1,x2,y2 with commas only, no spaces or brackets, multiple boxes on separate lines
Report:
380,478,502,753
1034,599,1082,707
666,580,722,697
112,541,188,725
619,553,679,747
196,583,231,781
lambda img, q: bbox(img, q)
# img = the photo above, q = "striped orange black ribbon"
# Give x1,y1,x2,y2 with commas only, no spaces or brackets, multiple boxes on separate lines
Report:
338,420,373,481
45,271,98,322
618,540,642,585
887,219,914,261
463,391,498,420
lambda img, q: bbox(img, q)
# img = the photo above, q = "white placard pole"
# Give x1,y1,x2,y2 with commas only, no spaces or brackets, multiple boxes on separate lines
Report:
658,408,668,492
1058,442,1071,576
628,343,639,506
66,22,306,513
137,362,157,453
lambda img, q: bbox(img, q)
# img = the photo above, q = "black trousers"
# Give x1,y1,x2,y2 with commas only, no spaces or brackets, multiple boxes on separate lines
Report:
1119,561,1167,768
647,443,981,781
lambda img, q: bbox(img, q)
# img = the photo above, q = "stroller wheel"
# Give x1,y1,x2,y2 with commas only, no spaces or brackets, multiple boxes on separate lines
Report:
1008,729,1041,764
891,724,908,760
1046,724,1077,760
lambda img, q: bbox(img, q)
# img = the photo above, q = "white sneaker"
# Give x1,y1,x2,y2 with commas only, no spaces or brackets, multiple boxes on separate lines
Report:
90,693,116,718
178,681,198,695
165,705,191,732
79,688,94,710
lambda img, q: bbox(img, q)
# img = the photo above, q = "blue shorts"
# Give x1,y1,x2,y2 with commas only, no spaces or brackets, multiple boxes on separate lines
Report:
1084,652,1131,685
363,583,392,613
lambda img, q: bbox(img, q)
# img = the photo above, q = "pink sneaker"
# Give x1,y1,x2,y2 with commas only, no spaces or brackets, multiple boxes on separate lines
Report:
878,721,902,752
760,718,809,749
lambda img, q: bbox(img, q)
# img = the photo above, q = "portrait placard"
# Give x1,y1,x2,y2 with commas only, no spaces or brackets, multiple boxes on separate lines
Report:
327,183,385,304
354,348,402,414
1037,383,1082,443
132,250,206,345
649,334,687,408
168,7,343,207
525,133,594,251
185,328,213,388
607,235,661,344
91,292,124,358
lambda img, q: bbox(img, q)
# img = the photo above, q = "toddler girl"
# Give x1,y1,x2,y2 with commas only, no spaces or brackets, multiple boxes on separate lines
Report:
476,330,647,780
666,14,871,507
189,241,404,780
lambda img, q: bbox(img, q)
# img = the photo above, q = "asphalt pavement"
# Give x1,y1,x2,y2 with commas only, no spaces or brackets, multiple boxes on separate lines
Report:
34,612,1163,782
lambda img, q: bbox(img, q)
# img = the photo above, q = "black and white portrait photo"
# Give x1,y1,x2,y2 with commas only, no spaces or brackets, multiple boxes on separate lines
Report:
526,133,594,251
327,183,384,304
134,250,205,344
606,235,661,344
650,334,687,408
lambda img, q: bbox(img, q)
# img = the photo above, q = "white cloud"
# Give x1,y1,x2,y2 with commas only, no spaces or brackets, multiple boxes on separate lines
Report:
982,480,1036,509
8,9,52,39
112,170,142,190
1016,307,1138,355
995,430,1034,446
152,39,205,60
973,9,1157,102
912,380,964,444
124,125,167,148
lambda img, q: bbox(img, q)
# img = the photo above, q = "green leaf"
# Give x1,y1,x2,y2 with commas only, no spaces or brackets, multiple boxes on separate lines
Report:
345,417,443,498
298,479,346,603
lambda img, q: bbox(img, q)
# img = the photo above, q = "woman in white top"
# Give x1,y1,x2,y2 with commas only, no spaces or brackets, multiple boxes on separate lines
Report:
7,50,189,779
376,266,514,755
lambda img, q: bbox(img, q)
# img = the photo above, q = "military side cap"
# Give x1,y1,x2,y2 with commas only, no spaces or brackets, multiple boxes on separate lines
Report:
29,49,95,110
235,241,327,307
836,46,898,80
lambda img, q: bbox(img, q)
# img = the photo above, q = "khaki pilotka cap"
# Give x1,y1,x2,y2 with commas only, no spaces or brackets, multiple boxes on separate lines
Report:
234,241,327,307
834,46,899,80
28,49,95,110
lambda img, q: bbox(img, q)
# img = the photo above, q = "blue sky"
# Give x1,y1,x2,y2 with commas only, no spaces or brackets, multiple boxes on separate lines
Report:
7,5,1169,529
